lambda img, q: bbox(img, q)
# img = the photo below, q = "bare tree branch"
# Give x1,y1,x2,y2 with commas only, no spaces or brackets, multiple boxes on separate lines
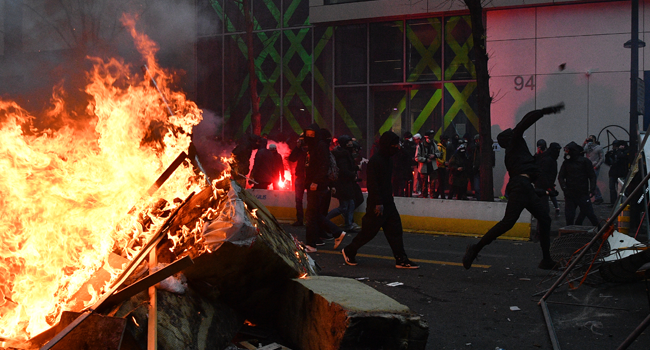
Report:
21,1,74,48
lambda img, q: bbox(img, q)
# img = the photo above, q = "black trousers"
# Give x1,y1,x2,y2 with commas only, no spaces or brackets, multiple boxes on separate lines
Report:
566,192,599,226
305,187,341,246
343,208,407,260
294,177,306,222
478,176,552,260
434,167,448,198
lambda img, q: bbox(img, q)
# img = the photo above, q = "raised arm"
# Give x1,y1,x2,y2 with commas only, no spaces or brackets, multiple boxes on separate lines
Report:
512,102,565,139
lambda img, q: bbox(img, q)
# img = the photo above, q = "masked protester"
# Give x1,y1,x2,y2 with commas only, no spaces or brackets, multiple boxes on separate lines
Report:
558,142,599,226
327,135,360,232
608,140,630,204
288,133,308,226
250,142,284,189
303,124,346,252
463,103,565,270
341,131,419,269
448,141,471,200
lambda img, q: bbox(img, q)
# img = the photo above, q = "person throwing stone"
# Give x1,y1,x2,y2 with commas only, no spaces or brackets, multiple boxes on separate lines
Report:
463,103,565,270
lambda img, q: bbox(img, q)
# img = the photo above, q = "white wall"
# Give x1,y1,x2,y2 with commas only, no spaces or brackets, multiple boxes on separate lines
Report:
487,1,645,201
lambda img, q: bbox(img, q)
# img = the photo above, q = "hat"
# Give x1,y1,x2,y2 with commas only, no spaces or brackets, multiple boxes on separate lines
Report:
269,144,277,150
413,133,422,140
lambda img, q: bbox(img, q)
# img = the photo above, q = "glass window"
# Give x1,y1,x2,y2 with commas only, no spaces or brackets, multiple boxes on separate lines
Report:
444,16,476,81
225,0,246,33
370,21,403,84
406,18,442,82
254,0,280,30
256,31,282,136
197,0,224,36
334,87,366,149
284,0,310,28
410,85,442,137
443,82,478,139
371,87,407,139
196,37,223,116
283,28,313,134
223,35,250,137
335,24,367,85
314,26,334,133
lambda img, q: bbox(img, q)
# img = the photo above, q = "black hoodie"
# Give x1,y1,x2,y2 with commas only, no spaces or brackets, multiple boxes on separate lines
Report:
366,131,400,214
304,123,330,188
558,141,596,196
534,142,561,192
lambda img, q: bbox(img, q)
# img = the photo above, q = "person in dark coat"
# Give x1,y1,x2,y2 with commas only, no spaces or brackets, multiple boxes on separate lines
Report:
448,141,471,200
341,131,419,269
434,135,449,199
288,134,308,226
415,130,439,198
327,135,359,231
392,132,416,197
463,103,565,270
250,140,284,189
558,142,599,226
608,140,631,204
303,124,345,252
531,142,561,241
230,134,262,187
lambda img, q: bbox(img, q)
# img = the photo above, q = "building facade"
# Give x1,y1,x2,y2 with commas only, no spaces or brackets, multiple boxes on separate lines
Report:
196,0,650,198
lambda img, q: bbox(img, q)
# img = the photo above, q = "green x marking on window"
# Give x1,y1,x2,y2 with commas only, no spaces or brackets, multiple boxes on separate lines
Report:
444,16,476,80
405,19,442,82
411,89,442,134
444,82,477,131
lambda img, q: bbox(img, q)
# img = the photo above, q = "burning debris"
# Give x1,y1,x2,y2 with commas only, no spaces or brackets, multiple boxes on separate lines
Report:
0,13,427,350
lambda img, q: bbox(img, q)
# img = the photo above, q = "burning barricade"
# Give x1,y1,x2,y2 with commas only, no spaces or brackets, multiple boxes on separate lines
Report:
0,14,427,350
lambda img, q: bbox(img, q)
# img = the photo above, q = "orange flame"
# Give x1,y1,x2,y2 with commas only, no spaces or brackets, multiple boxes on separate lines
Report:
0,15,213,340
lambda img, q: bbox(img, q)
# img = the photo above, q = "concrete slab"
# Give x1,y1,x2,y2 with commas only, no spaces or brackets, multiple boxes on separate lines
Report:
276,275,429,350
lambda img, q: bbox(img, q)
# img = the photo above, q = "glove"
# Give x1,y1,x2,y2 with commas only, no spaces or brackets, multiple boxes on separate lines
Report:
541,102,565,114
547,188,559,197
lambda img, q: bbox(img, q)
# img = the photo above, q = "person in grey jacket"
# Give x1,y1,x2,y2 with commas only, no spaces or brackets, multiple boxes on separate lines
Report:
415,130,440,198
583,135,604,204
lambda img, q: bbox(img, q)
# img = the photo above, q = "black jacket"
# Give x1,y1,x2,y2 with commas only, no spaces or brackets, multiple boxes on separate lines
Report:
497,106,562,181
609,147,631,178
288,145,307,180
332,146,357,200
305,124,330,188
366,132,400,215
534,144,561,192
558,142,596,196
251,148,284,183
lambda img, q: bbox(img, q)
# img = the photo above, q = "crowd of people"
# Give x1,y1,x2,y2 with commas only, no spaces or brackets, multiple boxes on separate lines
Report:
229,105,634,271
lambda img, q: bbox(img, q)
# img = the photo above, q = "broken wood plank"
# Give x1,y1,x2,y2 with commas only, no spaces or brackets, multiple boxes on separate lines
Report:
98,255,194,312
148,248,158,350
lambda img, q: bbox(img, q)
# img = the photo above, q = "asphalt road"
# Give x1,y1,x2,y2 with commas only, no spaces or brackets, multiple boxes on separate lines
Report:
280,206,650,350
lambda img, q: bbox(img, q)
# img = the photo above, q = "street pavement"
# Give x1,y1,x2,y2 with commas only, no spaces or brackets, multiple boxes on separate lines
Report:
280,201,650,350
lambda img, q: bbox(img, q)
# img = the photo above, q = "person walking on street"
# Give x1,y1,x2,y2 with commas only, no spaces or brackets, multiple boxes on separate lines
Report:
341,131,419,269
583,135,605,204
328,135,360,232
463,103,565,270
558,141,599,227
304,124,346,252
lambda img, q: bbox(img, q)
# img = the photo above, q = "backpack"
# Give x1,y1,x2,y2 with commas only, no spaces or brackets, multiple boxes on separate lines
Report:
604,149,615,166
327,151,339,181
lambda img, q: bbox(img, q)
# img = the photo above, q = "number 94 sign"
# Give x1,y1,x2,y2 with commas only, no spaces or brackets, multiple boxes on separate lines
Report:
514,75,535,91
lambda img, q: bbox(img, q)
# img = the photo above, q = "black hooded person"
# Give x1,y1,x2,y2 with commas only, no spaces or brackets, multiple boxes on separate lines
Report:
531,142,561,241
463,102,565,270
341,131,419,269
303,124,345,252
558,141,599,227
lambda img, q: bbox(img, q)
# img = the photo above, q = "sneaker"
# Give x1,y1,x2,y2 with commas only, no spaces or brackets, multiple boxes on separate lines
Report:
315,238,326,246
350,223,361,230
396,258,419,269
462,244,479,270
538,258,558,270
342,248,357,266
334,231,347,249
303,245,317,253
320,234,334,241
291,221,303,227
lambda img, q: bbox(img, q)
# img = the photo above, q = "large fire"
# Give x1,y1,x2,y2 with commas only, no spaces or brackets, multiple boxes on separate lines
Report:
0,14,208,340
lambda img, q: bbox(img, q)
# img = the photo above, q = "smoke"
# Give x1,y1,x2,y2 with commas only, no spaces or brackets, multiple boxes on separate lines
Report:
192,110,235,180
1,0,212,124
